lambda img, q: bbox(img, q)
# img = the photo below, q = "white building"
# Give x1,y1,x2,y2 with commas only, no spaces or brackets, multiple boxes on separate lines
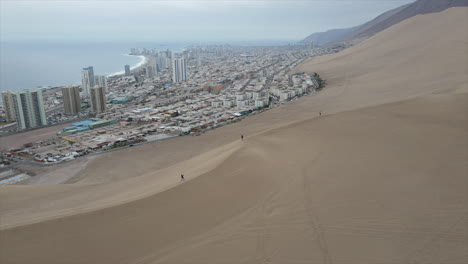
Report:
146,65,155,79
235,93,246,100
124,65,131,76
223,99,236,107
156,53,167,70
252,91,260,99
81,66,95,97
255,98,269,108
10,89,47,130
280,91,290,101
270,87,281,96
172,57,187,83
236,100,249,107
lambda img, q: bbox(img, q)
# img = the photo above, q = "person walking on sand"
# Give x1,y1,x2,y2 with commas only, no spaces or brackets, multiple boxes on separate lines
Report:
181,174,185,181
241,134,244,141
319,111,322,116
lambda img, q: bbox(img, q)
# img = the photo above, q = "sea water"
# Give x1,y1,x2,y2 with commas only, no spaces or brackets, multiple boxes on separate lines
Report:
0,42,184,92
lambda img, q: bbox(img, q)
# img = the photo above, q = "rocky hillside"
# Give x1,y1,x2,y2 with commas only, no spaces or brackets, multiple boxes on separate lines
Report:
301,0,468,46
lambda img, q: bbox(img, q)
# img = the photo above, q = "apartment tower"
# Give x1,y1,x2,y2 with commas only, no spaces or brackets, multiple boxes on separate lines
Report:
10,89,47,130
95,75,108,92
89,86,106,113
172,57,187,83
124,65,131,76
62,86,81,115
81,66,95,97
1,91,16,122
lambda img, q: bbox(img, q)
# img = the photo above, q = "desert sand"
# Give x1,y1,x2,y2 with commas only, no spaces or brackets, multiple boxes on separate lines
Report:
0,7,467,264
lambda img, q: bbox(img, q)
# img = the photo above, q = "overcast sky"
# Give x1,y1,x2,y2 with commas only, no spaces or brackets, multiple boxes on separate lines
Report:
1,0,414,43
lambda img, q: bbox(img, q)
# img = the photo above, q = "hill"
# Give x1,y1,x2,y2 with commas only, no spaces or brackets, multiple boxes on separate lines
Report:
301,0,468,46
299,26,359,46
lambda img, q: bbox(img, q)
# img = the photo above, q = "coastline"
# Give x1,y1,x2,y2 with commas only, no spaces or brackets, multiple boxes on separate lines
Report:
106,54,148,77
1,43,157,91
0,54,148,107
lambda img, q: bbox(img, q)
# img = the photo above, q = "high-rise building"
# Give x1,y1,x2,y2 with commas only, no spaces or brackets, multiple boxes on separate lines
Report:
95,75,108,92
1,91,16,122
153,58,160,73
166,57,172,69
172,57,187,83
156,53,167,70
10,89,47,130
89,86,106,113
146,65,155,79
81,66,95,97
62,86,81,115
124,65,131,76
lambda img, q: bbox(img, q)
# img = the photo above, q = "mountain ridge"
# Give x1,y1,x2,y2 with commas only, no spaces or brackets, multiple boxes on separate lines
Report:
300,0,468,46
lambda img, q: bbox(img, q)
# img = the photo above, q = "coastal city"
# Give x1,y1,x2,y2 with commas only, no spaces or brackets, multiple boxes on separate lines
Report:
0,44,335,182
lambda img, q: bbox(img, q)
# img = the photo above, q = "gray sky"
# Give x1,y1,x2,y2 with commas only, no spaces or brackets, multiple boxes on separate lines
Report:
0,0,414,43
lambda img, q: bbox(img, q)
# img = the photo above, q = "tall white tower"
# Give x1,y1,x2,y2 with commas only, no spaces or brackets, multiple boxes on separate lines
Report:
145,66,155,79
172,57,187,83
124,65,131,76
81,66,95,97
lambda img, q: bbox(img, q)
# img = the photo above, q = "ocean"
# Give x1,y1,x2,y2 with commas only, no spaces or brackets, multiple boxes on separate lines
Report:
0,42,186,93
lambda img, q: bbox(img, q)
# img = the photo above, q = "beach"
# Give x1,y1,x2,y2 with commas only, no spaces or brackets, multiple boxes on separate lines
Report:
106,54,148,77
0,7,466,264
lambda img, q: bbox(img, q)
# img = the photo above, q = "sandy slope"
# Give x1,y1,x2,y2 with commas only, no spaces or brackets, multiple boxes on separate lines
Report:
0,7,467,264
336,0,468,45
1,90,466,264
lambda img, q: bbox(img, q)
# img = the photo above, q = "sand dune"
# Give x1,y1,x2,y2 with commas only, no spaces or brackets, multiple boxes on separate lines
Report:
1,90,466,264
1,7,467,264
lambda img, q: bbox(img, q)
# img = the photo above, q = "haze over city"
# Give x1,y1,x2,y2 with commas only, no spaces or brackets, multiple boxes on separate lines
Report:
1,0,413,43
